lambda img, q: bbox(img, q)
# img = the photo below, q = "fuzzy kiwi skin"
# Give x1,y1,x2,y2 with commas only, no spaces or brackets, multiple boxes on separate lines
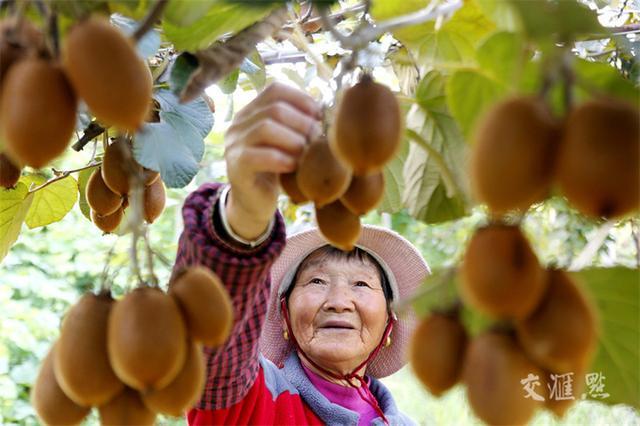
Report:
0,153,21,188
101,139,160,195
315,200,361,251
31,344,90,426
471,96,559,215
280,171,309,204
330,74,402,176
556,98,639,219
464,331,543,426
62,15,152,131
297,138,352,207
170,266,233,347
516,270,598,374
144,178,166,223
410,313,467,396
55,292,124,406
0,58,77,169
340,172,385,215
98,387,156,426
460,224,547,320
107,286,187,392
86,168,123,216
142,340,206,416
92,207,124,233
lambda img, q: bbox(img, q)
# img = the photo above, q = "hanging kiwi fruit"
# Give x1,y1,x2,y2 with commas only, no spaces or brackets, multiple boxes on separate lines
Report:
0,17,45,82
330,74,402,176
143,178,167,224
279,170,309,204
471,96,559,215
86,168,124,217
62,15,152,131
556,97,639,219
0,153,21,188
315,199,362,251
340,172,385,216
98,387,156,426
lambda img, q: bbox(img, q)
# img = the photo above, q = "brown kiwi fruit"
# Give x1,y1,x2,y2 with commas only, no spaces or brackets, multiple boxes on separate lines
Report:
86,168,123,216
516,270,598,374
62,15,152,131
107,286,187,391
31,344,91,426
144,178,166,223
0,17,44,83
340,172,385,215
315,200,361,251
330,74,402,175
0,153,21,188
98,387,156,426
142,340,205,416
55,292,124,406
102,139,160,195
463,331,543,426
280,171,309,204
0,58,77,169
91,207,124,234
170,266,233,346
460,223,547,320
542,366,585,418
471,96,559,215
297,137,351,207
409,313,467,396
556,98,639,219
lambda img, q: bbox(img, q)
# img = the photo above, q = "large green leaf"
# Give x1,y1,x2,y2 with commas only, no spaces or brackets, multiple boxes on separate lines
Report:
372,0,494,68
77,165,100,221
574,59,640,104
379,138,409,214
477,31,526,84
134,89,214,188
476,0,519,31
0,183,34,263
110,13,161,59
24,176,78,229
163,0,218,27
574,267,639,408
445,70,506,138
163,2,277,51
402,71,469,224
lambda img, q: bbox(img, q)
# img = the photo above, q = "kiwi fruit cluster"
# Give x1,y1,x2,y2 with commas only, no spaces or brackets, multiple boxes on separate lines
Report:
32,266,233,424
0,14,152,170
279,74,401,250
410,222,599,424
86,139,164,233
471,95,639,220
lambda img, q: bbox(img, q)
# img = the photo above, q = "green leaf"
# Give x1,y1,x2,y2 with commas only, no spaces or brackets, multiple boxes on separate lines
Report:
402,71,469,224
509,0,604,42
0,183,34,263
373,0,494,68
573,267,639,408
218,68,240,94
241,50,266,91
110,13,161,59
163,2,277,51
379,138,409,214
163,0,218,27
25,176,78,229
476,0,519,31
134,89,214,188
108,0,149,20
169,52,199,95
77,165,99,221
446,70,506,139
574,59,640,104
477,31,526,84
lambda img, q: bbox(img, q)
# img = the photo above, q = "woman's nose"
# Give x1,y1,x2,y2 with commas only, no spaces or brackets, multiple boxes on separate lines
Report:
322,282,355,312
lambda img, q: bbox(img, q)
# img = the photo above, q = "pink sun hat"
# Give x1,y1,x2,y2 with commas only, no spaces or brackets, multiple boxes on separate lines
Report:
259,224,430,378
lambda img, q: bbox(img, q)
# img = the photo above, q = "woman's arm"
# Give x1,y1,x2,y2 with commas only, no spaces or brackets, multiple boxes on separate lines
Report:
174,83,321,409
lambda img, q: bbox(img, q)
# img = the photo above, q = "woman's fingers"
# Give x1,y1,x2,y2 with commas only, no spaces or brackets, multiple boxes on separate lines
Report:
234,101,322,142
234,82,321,122
241,118,308,156
236,146,297,174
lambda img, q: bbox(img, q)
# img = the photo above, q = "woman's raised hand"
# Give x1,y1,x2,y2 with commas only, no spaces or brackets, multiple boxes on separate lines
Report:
224,83,321,241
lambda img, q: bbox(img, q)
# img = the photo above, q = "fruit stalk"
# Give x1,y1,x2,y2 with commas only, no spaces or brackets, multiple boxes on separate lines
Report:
27,162,101,194
132,0,169,42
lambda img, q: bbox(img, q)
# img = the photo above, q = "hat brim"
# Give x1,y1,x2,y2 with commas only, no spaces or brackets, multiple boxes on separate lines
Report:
259,224,430,378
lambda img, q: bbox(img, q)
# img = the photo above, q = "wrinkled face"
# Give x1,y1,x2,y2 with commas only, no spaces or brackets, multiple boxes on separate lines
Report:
286,254,389,374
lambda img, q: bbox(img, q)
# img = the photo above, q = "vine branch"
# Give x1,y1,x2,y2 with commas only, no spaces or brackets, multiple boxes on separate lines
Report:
72,121,106,152
27,162,101,194
132,0,168,42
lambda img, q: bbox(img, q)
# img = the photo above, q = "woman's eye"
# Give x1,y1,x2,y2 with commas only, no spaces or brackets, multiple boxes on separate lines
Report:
355,281,370,288
310,278,324,284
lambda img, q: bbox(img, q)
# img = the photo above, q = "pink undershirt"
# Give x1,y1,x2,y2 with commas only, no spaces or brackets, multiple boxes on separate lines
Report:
301,363,379,426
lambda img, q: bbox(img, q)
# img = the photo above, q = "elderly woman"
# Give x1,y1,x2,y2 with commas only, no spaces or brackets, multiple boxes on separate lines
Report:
174,83,429,425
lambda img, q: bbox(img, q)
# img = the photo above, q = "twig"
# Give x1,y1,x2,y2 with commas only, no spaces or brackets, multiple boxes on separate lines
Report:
99,241,118,293
294,3,366,29
72,121,106,151
150,247,172,267
569,221,615,271
143,227,159,286
180,8,289,103
631,219,640,269
132,0,168,42
584,23,640,40
406,129,461,199
288,20,333,82
28,162,101,194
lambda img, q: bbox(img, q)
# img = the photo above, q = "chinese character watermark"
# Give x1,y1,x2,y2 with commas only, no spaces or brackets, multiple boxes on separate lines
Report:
520,371,610,401
548,372,575,401
520,373,545,401
583,372,610,400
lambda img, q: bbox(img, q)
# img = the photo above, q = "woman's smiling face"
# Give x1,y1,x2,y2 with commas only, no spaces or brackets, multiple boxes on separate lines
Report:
286,251,389,375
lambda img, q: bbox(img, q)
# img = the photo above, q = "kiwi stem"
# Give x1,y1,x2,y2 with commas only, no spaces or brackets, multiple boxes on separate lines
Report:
132,0,169,42
143,227,159,287
288,21,333,83
99,242,118,293
560,49,575,113
569,221,615,271
406,129,462,199
28,162,101,194
72,121,106,152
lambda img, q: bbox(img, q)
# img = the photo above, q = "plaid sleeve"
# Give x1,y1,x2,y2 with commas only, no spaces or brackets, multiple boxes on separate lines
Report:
173,182,287,409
